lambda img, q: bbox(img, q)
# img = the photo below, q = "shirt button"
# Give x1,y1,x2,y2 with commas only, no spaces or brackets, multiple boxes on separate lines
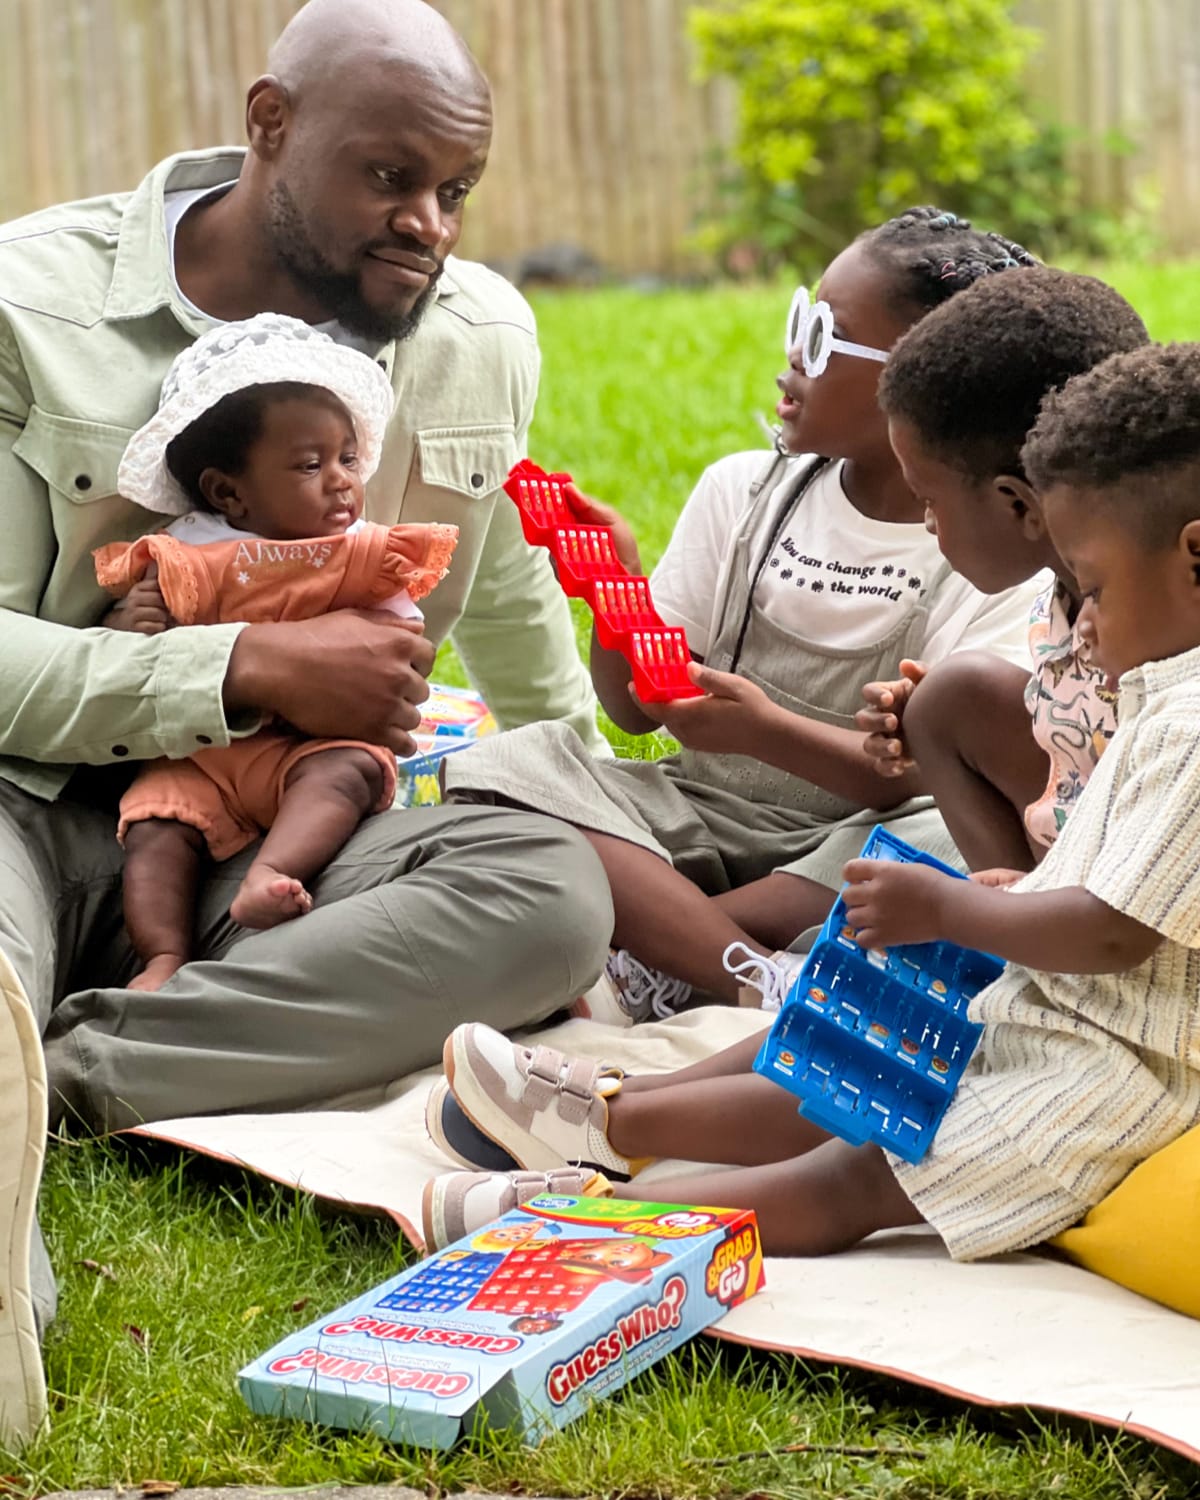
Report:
470,472,485,489
111,744,129,756
195,734,213,746
75,474,92,491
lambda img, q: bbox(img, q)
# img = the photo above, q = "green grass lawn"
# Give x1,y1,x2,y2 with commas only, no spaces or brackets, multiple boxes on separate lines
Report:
10,262,1200,1496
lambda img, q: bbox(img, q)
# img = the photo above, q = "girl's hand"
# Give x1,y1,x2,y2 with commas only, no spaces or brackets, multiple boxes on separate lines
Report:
101,564,175,635
641,662,773,756
970,867,1027,889
841,857,956,949
856,658,928,776
563,481,643,576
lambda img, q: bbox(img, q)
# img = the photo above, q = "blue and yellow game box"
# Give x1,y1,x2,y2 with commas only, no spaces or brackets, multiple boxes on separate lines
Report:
238,1193,763,1448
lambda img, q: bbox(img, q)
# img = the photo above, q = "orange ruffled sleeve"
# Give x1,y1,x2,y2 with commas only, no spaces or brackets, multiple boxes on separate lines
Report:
332,521,459,609
93,534,206,624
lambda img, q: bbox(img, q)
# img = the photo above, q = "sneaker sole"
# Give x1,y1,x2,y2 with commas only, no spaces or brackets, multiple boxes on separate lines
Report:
418,1177,443,1254
0,945,48,1446
425,1080,519,1172
443,1027,569,1174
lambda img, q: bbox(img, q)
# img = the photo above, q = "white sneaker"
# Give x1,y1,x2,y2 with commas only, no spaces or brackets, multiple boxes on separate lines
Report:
442,1023,635,1179
421,1166,613,1252
723,943,807,1013
604,949,694,1024
0,946,48,1445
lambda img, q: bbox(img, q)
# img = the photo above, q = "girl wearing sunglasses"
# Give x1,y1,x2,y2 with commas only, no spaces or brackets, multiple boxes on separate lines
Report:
442,207,1043,1027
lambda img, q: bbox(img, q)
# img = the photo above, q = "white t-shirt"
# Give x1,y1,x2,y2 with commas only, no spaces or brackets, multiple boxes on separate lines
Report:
165,511,422,619
651,451,1046,667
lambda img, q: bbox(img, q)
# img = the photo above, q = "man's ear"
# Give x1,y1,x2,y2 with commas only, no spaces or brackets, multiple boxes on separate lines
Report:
199,468,245,519
994,473,1045,542
246,75,291,159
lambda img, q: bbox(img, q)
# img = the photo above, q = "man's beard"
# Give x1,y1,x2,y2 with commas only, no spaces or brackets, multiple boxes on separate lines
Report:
265,180,440,344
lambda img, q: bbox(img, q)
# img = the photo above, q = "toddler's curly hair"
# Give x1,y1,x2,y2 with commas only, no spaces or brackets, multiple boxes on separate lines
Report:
1022,342,1200,547
877,266,1149,482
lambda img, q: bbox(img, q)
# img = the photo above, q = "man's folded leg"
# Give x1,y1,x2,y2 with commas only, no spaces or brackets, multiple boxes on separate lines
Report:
44,803,613,1133
0,781,128,1444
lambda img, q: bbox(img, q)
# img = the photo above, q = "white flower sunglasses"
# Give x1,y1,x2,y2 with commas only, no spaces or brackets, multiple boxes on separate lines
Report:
784,286,890,377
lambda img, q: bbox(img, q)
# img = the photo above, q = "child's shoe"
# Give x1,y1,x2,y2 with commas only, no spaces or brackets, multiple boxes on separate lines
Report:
442,1023,635,1179
725,944,807,1013
425,1078,519,1170
421,1167,613,1252
603,949,694,1024
0,947,48,1444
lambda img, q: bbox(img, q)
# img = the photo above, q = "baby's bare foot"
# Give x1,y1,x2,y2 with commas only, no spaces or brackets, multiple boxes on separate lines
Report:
231,865,314,929
129,953,187,992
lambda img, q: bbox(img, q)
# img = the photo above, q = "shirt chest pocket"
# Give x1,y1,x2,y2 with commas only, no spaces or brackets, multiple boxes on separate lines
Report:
13,405,135,507
410,424,519,515
13,406,148,623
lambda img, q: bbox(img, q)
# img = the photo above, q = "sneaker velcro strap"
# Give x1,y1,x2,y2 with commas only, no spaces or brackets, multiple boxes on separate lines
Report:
523,1045,569,1109
554,1056,600,1125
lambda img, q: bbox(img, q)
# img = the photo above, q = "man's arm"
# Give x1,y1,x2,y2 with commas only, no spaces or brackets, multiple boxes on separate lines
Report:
447,344,605,753
449,495,604,750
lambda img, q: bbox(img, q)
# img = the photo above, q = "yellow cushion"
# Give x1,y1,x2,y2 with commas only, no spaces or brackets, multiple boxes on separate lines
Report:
1050,1123,1200,1318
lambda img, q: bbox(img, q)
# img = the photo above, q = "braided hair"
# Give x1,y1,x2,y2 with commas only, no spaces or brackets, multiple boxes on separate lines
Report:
858,206,1038,317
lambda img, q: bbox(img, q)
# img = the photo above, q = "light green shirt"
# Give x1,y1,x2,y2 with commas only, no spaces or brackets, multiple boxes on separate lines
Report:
0,149,602,800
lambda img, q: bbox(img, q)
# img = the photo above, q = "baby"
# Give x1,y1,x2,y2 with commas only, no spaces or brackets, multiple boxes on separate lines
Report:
99,315,457,991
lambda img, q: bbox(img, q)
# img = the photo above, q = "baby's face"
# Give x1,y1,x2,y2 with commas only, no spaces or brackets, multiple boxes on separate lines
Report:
228,396,365,539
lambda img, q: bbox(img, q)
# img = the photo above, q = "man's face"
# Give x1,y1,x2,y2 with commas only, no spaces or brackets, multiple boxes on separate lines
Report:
264,66,491,343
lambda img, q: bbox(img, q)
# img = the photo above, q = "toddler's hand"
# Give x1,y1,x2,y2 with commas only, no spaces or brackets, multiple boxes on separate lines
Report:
102,563,175,635
639,662,772,756
856,658,928,776
563,481,644,576
970,867,1027,889
841,857,953,949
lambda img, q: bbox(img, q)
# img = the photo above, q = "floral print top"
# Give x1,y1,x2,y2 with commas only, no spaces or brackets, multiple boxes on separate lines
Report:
1023,579,1119,850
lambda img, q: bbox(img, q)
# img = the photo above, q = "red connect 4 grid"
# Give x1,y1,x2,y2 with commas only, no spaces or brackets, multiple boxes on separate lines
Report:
504,459,702,703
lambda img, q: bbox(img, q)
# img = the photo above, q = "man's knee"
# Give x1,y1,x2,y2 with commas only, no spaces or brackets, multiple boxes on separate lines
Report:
485,811,613,990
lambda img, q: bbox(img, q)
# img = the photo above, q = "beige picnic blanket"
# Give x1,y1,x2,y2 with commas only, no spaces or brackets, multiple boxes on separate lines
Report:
131,1007,1200,1462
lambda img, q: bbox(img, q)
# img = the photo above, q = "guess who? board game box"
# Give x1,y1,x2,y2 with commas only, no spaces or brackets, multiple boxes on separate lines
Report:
239,1193,763,1448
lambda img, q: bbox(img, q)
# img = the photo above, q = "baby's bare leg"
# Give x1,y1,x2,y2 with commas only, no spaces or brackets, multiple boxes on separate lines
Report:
123,818,207,991
231,748,385,930
614,1138,923,1255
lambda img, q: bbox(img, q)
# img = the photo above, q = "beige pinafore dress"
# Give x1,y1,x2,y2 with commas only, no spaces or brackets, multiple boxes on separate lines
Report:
444,453,961,893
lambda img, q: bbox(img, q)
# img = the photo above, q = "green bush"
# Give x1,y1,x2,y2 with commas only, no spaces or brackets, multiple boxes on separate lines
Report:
688,0,1142,271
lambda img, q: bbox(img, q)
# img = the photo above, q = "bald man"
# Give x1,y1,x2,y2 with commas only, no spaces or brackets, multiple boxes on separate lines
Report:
0,0,611,1441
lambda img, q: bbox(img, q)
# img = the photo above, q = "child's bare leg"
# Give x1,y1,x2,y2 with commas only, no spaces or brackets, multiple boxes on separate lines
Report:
585,831,770,1003
713,870,836,949
618,1029,767,1095
614,1139,923,1255
608,1068,828,1163
904,651,1048,873
231,748,384,929
123,817,206,991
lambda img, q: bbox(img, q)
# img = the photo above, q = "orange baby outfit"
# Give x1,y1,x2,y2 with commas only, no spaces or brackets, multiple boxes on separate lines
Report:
96,517,458,860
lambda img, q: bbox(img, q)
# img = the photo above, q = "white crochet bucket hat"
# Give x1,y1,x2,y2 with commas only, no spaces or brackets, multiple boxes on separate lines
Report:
118,313,396,516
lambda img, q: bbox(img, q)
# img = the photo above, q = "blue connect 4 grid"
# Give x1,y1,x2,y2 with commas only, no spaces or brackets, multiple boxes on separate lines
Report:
753,826,1004,1163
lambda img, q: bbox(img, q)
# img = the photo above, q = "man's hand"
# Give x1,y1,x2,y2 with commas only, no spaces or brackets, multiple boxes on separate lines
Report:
101,563,175,635
225,609,436,756
841,857,957,949
639,662,776,756
563,481,644,576
856,658,928,776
